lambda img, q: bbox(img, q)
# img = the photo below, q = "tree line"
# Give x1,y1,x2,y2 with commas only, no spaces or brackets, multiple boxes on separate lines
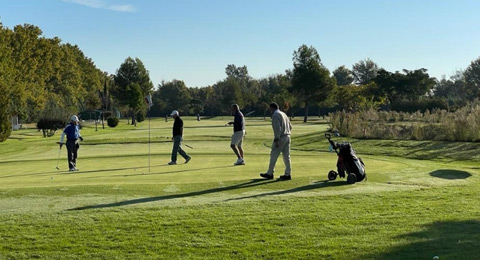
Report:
1,23,480,142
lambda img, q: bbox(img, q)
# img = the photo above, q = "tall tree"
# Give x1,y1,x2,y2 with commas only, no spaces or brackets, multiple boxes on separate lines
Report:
258,74,295,116
215,77,243,114
335,82,382,112
113,57,154,125
203,86,220,116
375,68,436,108
187,87,205,115
225,64,249,81
0,25,13,141
352,58,379,85
224,64,261,112
333,65,354,86
433,71,468,109
290,44,335,122
0,23,107,139
464,57,480,100
156,80,192,115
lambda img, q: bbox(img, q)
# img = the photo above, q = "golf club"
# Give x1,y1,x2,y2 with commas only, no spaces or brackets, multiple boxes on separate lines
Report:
163,136,194,149
55,142,62,170
183,143,194,149
244,110,255,116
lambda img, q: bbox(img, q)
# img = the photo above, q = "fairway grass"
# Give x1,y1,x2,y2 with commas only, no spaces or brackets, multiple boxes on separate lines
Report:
1,117,479,259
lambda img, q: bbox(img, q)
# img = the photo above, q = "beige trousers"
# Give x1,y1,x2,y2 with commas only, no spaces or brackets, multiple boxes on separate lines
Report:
266,135,291,175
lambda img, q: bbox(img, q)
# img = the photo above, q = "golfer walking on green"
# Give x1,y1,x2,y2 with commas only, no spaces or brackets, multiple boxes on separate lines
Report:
260,103,292,180
168,110,191,165
59,115,83,171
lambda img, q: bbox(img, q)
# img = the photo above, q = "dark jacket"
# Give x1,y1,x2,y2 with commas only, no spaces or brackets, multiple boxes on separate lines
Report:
63,123,80,140
172,117,183,137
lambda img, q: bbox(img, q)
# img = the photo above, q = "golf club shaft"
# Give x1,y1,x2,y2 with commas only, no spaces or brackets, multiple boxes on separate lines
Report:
56,146,62,169
163,136,194,149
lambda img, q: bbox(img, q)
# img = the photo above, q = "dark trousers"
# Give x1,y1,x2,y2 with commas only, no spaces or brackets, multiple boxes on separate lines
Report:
66,139,78,169
171,135,189,162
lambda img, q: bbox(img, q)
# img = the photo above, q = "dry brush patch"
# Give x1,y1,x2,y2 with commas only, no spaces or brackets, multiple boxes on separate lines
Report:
329,104,480,141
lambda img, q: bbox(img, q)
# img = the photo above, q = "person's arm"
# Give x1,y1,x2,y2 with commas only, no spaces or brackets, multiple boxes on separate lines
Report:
272,113,282,141
172,120,177,138
59,128,66,148
78,126,83,141
228,112,240,125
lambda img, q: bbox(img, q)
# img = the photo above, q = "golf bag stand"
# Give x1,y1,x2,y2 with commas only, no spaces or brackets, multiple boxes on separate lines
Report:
325,133,366,184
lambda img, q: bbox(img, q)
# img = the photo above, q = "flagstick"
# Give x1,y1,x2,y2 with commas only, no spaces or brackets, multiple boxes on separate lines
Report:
144,93,153,173
148,113,151,172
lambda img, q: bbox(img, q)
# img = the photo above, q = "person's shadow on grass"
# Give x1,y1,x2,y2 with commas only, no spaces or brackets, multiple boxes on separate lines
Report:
69,178,348,211
224,180,349,202
69,178,279,211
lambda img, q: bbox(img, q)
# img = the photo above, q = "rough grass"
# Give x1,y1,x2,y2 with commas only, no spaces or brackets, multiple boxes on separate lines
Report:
0,117,479,259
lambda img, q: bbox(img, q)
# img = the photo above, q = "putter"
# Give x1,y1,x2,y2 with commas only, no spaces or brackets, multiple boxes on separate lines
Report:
55,143,62,170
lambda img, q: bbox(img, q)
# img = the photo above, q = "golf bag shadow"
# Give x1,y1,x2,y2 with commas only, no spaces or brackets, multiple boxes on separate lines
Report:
325,133,366,184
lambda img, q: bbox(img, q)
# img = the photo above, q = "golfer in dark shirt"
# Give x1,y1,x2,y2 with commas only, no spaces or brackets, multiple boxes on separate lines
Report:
227,104,245,165
168,110,191,165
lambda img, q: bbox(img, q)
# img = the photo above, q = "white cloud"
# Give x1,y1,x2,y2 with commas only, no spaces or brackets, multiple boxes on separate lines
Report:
62,0,136,13
108,4,136,13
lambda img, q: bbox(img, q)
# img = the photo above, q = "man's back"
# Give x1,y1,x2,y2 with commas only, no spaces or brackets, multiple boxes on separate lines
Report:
272,110,291,138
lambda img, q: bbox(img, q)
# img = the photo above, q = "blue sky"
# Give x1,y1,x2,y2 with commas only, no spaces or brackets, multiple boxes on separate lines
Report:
2,0,480,88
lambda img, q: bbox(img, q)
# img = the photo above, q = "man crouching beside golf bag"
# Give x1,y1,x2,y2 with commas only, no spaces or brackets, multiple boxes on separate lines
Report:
59,115,83,171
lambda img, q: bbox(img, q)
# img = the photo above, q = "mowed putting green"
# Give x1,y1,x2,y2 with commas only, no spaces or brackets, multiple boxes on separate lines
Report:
0,117,479,259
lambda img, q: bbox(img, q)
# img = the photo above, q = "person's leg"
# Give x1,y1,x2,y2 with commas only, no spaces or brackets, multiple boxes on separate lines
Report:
178,146,189,160
72,142,78,169
177,136,190,160
171,136,180,162
230,144,241,158
238,131,245,159
237,144,244,159
231,131,242,159
281,135,291,176
266,141,282,175
66,140,75,170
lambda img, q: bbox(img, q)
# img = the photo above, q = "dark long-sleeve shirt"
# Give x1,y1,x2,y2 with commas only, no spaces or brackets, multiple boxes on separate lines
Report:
172,117,183,137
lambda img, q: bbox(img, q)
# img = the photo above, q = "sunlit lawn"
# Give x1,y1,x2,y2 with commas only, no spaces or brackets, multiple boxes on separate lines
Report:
0,117,479,259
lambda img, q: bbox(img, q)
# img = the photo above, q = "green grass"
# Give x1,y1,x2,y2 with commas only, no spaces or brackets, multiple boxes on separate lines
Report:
0,117,479,259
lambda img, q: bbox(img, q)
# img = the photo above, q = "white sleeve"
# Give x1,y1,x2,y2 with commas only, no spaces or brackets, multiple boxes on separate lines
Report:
60,131,65,144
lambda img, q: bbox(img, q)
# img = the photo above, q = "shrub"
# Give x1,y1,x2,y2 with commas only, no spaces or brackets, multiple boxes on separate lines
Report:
37,118,66,137
107,117,119,128
136,111,145,123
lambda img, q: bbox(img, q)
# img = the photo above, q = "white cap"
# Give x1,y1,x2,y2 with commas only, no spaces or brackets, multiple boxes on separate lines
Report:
170,110,179,117
70,115,79,122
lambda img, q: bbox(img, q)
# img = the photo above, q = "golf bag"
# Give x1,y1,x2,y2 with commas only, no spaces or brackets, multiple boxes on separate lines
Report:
326,133,366,184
